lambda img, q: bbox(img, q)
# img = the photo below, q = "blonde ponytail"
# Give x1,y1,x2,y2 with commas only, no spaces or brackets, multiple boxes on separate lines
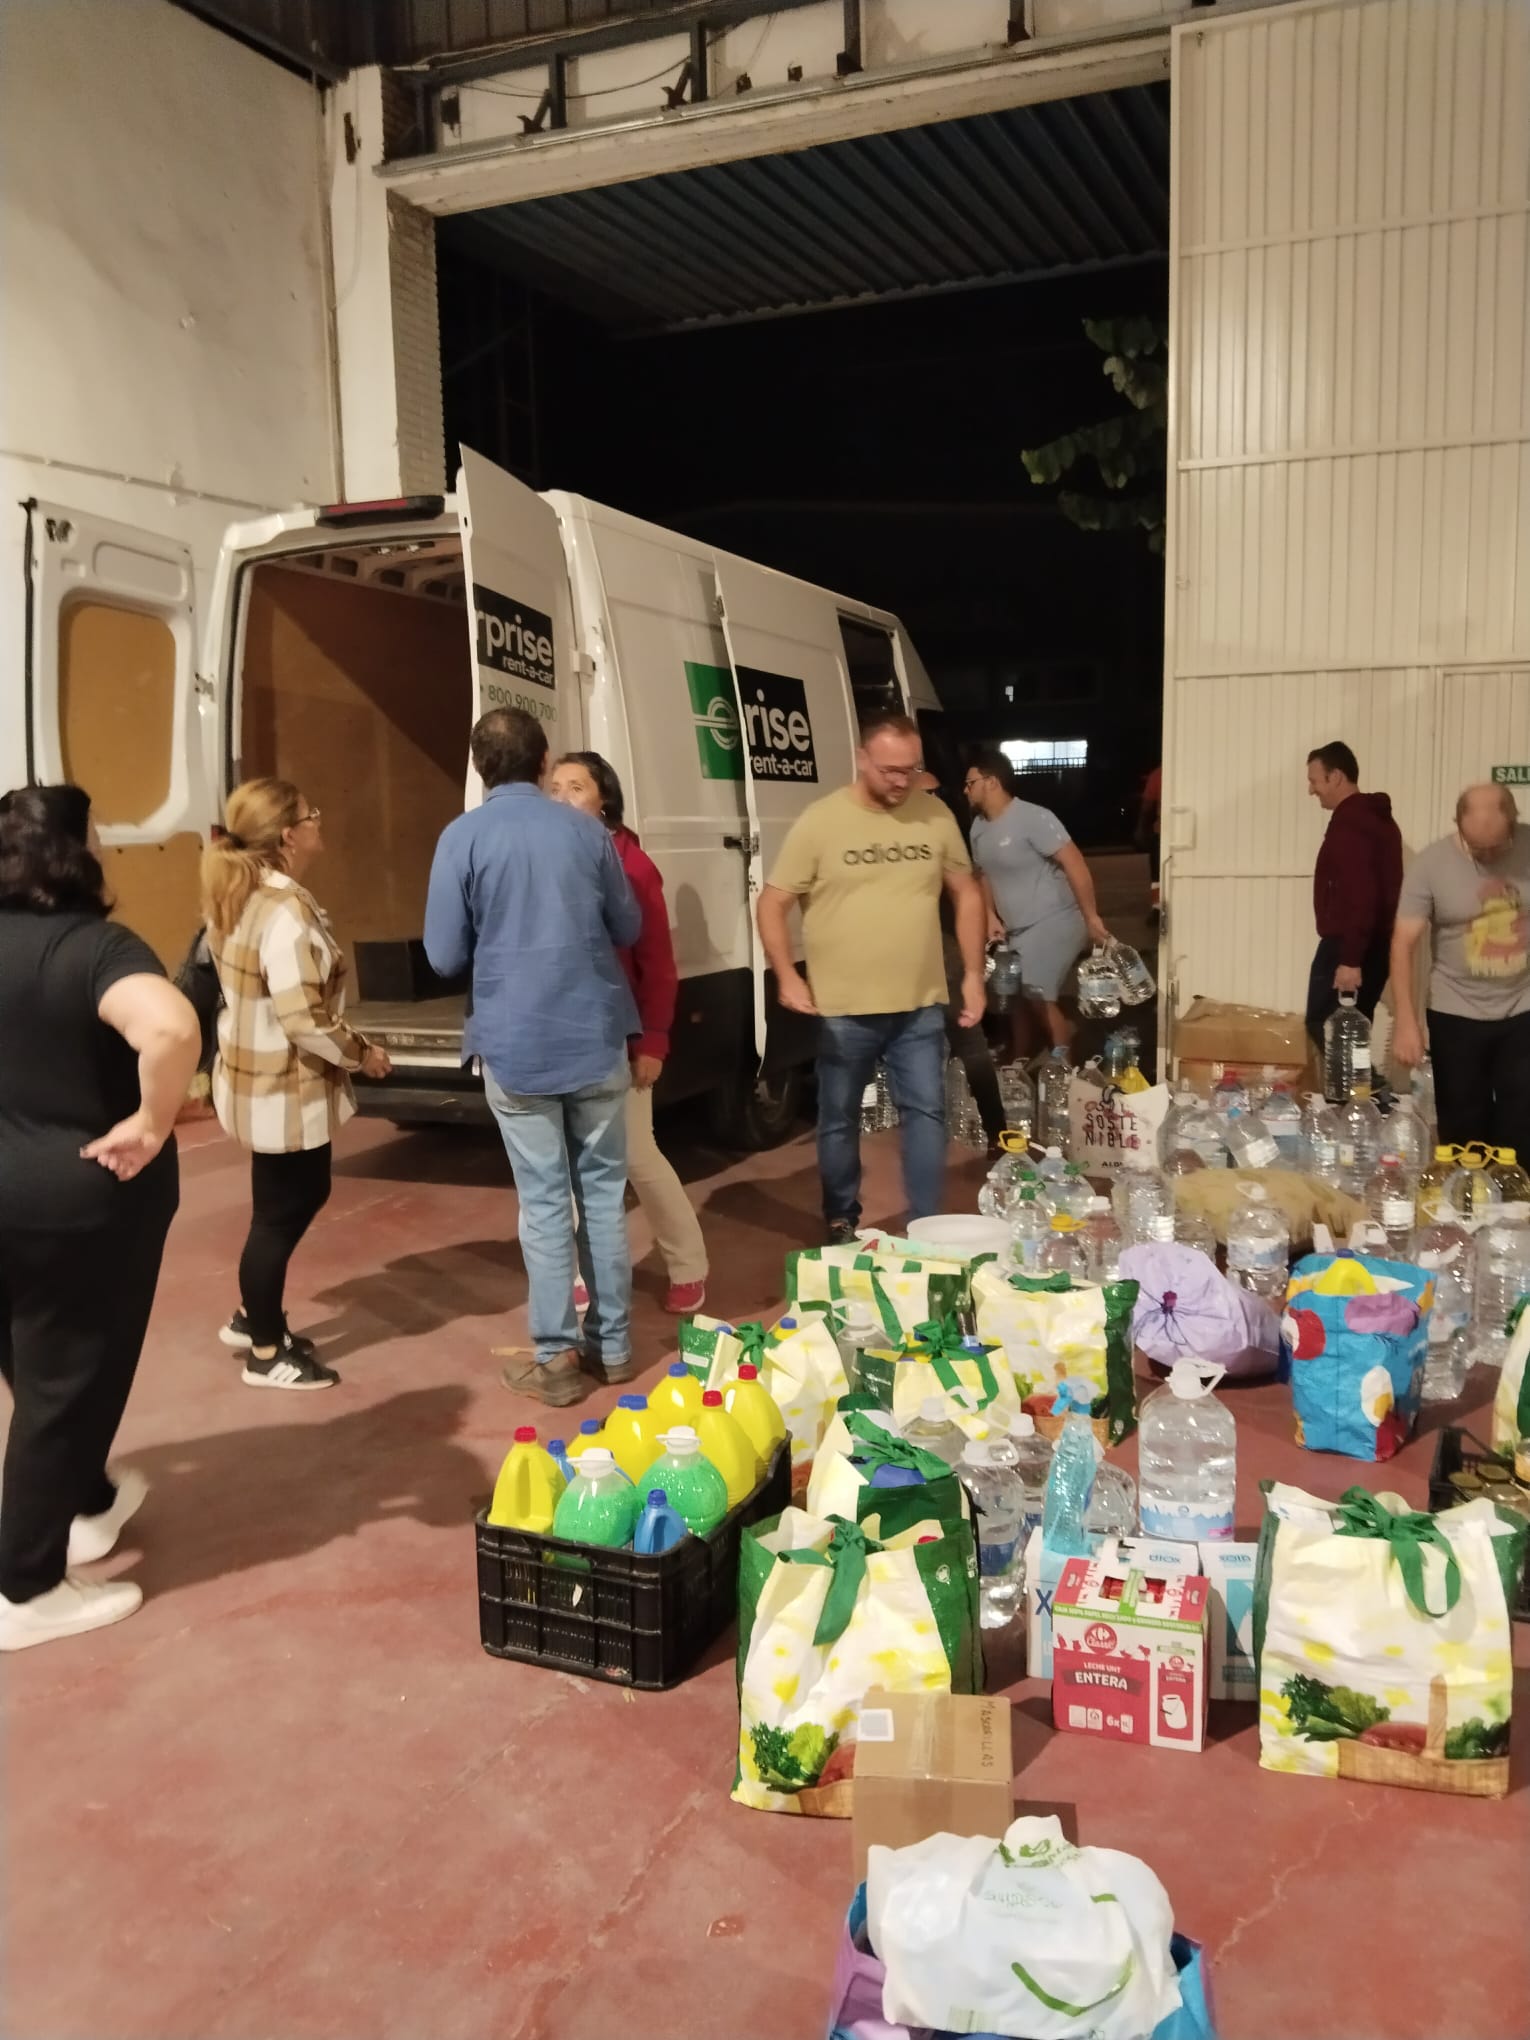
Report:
202,777,303,937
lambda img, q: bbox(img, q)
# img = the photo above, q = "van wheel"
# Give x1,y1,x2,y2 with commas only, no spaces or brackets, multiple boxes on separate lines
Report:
710,1065,805,1151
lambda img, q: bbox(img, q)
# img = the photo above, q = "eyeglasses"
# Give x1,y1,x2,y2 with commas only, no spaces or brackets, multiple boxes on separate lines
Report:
873,764,923,781
297,807,322,826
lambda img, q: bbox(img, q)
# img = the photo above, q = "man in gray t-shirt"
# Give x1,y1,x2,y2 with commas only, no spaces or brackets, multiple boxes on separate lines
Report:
1391,782,1530,1158
964,747,1112,1056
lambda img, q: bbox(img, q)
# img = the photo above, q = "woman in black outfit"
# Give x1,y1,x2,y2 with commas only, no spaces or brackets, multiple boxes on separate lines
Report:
0,786,200,1650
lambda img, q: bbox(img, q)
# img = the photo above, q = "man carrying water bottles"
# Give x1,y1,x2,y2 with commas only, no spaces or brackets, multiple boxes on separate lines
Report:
756,713,985,1243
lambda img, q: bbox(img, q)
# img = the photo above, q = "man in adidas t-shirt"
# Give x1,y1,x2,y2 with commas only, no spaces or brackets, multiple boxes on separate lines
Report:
757,712,986,1240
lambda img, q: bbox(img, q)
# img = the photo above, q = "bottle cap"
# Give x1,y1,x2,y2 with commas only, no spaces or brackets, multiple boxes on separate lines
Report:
548,1439,565,1454
1087,1196,1109,1213
647,1488,669,1507
702,1389,723,1407
962,1438,992,1467
578,1447,617,1476
1008,1413,1037,1440
737,1363,759,1380
1168,1357,1225,1399
663,1425,699,1455
667,1362,691,1379
778,1315,797,1328
617,1394,648,1411
919,1396,948,1423
579,1419,603,1436
513,1425,537,1444
1147,1215,1175,1241
1500,1147,1519,1163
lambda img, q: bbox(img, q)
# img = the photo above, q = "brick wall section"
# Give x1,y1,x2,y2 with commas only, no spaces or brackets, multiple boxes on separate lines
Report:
387,192,445,493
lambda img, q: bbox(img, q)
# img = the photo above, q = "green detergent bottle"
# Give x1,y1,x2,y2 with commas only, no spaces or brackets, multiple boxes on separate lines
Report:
637,1425,729,1537
551,1447,641,1548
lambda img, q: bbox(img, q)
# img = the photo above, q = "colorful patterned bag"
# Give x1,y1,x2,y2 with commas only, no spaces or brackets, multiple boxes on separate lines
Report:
1280,1251,1430,1460
972,1266,1139,1444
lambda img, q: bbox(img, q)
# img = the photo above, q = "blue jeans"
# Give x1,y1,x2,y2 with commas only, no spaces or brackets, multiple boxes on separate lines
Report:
816,1007,947,1228
484,1061,631,1367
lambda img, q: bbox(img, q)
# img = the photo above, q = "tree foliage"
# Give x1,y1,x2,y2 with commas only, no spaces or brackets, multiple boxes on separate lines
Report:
1022,316,1168,555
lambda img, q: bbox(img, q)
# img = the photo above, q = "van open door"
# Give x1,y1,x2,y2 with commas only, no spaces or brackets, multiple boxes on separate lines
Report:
456,448,578,781
713,555,857,1065
23,501,207,964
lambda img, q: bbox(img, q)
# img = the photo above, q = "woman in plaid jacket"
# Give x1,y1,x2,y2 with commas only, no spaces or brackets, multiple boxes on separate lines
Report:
203,780,390,1390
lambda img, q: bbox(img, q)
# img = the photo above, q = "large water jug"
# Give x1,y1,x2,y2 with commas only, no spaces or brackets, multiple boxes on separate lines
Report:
1303,1095,1342,1182
1110,939,1157,1006
1008,1190,1050,1274
1469,1221,1530,1371
1082,1197,1124,1282
1261,1084,1306,1168
1076,947,1123,1018
1137,1359,1237,1542
997,1062,1034,1142
1412,1214,1473,1402
1223,1106,1280,1171
1160,1087,1227,1171
1037,1216,1089,1280
1037,1048,1072,1150
1365,1154,1417,1257
988,943,1025,1008
1113,1151,1172,1242
1335,1095,1382,1196
1489,1148,1530,1209
1323,993,1374,1102
1210,1069,1249,1120
1225,1183,1289,1303
1381,1096,1428,1176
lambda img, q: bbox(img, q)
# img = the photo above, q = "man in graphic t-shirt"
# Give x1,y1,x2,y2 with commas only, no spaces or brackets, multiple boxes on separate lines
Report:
1390,782,1530,1157
757,713,986,1240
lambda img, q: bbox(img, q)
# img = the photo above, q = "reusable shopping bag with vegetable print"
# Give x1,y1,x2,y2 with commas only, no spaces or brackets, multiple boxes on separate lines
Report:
734,1509,981,1815
858,1317,1022,1444
972,1265,1139,1444
786,1247,970,1341
748,1312,850,1488
806,1408,971,1534
828,1881,1217,2040
1253,1481,1528,1798
1490,1297,1530,1456
866,1817,1187,2040
1280,1251,1430,1460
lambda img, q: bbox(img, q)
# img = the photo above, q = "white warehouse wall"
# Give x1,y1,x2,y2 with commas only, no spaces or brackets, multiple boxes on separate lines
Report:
0,0,339,795
1162,0,1530,1024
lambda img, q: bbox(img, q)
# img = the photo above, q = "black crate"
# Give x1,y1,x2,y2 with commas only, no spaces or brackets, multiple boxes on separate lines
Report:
1428,1427,1530,1623
476,1443,791,1690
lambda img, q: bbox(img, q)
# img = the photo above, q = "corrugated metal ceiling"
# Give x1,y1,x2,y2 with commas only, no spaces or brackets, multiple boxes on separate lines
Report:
458,83,1170,331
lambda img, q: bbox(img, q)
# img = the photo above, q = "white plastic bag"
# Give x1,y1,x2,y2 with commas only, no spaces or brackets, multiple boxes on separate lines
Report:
867,1815,1181,2040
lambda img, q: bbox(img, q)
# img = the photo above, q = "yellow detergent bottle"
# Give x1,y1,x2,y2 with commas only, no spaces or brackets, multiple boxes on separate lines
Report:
723,1362,788,1463
487,1426,566,1531
602,1395,664,1483
696,1390,764,1507
650,1362,704,1427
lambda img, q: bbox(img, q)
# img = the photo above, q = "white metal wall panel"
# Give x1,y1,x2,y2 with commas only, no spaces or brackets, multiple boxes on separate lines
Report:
1163,0,1530,1025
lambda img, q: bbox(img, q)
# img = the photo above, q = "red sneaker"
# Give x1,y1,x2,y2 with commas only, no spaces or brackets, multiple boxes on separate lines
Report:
664,1279,707,1316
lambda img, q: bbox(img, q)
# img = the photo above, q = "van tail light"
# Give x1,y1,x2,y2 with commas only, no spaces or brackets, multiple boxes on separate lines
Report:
316,496,445,528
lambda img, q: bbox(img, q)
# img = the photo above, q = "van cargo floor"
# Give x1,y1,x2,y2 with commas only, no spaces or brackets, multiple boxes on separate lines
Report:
350,995,466,1044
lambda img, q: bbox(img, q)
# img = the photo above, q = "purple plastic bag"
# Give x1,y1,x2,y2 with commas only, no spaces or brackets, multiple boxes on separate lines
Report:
1120,1241,1281,1380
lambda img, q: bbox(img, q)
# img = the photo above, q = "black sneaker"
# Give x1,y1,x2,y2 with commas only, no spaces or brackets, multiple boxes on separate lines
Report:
241,1341,339,1392
220,1312,317,1361
825,1218,859,1247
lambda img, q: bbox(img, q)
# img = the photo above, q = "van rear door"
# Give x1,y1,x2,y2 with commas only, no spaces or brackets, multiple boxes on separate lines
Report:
713,554,856,1061
456,448,578,772
24,501,208,964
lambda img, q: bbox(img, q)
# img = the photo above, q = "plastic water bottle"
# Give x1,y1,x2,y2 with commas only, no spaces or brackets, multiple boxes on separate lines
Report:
1365,1153,1417,1257
1226,1182,1289,1302
1055,1164,1094,1222
1008,1189,1049,1274
1411,1056,1437,1145
1161,1086,1227,1171
961,1434,1026,1628
1223,1105,1281,1171
1412,1215,1473,1401
1336,1094,1382,1195
633,1486,688,1554
1113,1151,1172,1242
835,1300,881,1394
1138,1359,1237,1542
1324,993,1374,1103
1489,1148,1530,1208
1041,1378,1099,1558
1110,939,1156,1006
1304,1095,1342,1182
1261,1084,1306,1167
1038,1048,1072,1150
1082,1197,1124,1282
1085,1460,1138,1540
1147,1209,1218,1260
1008,1412,1053,1556
998,1063,1034,1141
988,943,1025,1008
1470,1221,1530,1370
1211,1069,1249,1121
1077,947,1123,1017
1380,1096,1427,1177
901,1395,967,1468
1038,1215,1089,1280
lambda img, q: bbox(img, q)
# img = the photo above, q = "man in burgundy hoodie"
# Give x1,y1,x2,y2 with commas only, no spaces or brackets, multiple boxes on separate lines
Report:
1305,741,1404,1047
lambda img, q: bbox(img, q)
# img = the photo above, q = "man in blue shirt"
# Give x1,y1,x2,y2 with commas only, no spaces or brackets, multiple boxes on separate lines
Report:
425,707,641,1407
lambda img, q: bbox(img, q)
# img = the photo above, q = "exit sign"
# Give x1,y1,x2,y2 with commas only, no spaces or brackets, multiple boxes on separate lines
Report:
1492,765,1530,786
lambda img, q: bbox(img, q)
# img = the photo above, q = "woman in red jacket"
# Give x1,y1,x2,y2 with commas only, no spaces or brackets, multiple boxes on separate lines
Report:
549,753,708,1313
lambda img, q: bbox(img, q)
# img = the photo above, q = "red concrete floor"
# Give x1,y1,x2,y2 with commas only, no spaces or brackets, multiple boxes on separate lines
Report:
5,1114,1528,2040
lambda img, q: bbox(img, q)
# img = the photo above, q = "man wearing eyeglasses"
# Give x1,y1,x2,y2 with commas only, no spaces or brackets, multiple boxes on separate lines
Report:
757,713,985,1243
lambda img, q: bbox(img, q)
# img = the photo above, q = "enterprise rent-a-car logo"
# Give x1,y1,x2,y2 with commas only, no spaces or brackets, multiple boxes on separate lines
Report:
474,586,556,692
737,667,818,782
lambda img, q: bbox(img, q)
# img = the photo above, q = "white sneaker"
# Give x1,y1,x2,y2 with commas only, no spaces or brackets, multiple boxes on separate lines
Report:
0,1575,143,1651
68,1467,149,1566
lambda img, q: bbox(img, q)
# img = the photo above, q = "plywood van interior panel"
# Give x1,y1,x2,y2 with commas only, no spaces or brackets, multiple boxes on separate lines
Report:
240,565,472,967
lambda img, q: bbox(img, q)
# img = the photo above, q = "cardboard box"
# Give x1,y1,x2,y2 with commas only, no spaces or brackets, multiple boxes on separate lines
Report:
1200,1542,1259,1701
1173,997,1316,1098
1025,1533,1197,1682
1052,1556,1210,1752
851,1688,1013,1882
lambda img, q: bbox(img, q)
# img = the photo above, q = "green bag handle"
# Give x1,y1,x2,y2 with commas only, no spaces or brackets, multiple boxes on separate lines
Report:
1509,1296,1530,1439
728,1321,768,1368
1335,1487,1462,1616
909,1316,1000,1408
780,1518,873,1646
1006,1271,1078,1294
1012,1949,1134,2019
826,1262,902,1342
844,1411,951,1483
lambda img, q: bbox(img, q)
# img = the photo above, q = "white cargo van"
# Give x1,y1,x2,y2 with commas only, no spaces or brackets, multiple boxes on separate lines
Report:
18,448,942,1145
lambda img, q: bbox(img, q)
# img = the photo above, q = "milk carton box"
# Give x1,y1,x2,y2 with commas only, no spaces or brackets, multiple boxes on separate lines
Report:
1052,1555,1210,1752
1024,1534,1198,1680
1199,1541,1258,1701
